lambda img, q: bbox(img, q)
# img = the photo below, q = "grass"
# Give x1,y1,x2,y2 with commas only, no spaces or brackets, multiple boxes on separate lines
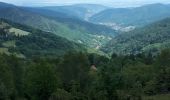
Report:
14,53,25,58
143,93,170,100
0,47,25,58
0,48,10,55
9,27,30,36
2,41,16,47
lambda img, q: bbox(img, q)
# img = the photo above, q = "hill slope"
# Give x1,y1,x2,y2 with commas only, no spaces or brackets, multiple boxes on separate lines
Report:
0,19,84,58
0,2,116,49
90,3,170,27
101,18,170,55
41,4,108,20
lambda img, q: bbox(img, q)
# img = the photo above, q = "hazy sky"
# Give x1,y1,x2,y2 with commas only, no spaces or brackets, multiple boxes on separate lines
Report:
1,0,170,7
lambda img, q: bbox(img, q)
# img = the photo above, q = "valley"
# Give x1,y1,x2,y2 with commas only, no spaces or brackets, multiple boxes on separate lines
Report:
0,1,170,100
0,2,117,51
102,18,170,55
1,2,170,56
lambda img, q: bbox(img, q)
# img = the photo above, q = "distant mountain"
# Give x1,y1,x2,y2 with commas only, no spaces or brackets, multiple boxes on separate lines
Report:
24,7,76,19
41,4,108,20
0,2,117,49
0,2,15,8
89,3,170,27
101,18,170,55
0,19,84,58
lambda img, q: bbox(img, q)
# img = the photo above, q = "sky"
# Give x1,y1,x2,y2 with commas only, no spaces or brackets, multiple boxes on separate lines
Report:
1,0,170,7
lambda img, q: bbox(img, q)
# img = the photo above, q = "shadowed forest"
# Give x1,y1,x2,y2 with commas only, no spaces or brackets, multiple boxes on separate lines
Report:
1,49,170,100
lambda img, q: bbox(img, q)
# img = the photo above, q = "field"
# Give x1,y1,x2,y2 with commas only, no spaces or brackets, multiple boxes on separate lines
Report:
9,27,30,36
0,48,10,54
2,40,16,47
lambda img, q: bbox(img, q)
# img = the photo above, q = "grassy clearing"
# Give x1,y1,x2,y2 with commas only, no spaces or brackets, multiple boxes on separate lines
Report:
2,41,16,47
0,48,10,54
9,27,30,36
143,93,170,100
14,53,25,58
0,47,25,58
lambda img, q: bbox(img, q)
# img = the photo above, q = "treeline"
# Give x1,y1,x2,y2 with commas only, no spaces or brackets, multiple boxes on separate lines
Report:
0,49,170,100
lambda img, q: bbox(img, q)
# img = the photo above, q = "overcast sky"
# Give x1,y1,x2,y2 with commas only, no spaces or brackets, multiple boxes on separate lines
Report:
1,0,170,7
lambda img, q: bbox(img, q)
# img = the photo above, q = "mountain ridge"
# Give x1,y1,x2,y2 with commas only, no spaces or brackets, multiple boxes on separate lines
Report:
89,3,170,27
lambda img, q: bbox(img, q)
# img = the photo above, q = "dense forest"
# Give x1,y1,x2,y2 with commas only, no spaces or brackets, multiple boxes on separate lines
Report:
0,49,170,100
102,18,170,55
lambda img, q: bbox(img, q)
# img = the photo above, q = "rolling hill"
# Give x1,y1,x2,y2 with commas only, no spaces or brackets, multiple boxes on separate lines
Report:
0,2,116,49
101,18,170,55
89,3,170,27
0,19,84,58
40,4,108,20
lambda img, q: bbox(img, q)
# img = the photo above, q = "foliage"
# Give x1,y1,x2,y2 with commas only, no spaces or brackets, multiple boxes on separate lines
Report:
0,49,170,100
24,61,58,100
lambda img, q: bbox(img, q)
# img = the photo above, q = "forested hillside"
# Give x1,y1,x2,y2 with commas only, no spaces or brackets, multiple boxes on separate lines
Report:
102,18,170,55
0,19,84,57
90,3,170,27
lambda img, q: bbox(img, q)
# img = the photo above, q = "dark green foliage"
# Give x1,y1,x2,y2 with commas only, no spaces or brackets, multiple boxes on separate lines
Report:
152,49,170,93
0,48,170,100
57,52,90,95
0,62,14,100
24,61,58,100
49,89,72,100
0,54,24,99
0,83,9,100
